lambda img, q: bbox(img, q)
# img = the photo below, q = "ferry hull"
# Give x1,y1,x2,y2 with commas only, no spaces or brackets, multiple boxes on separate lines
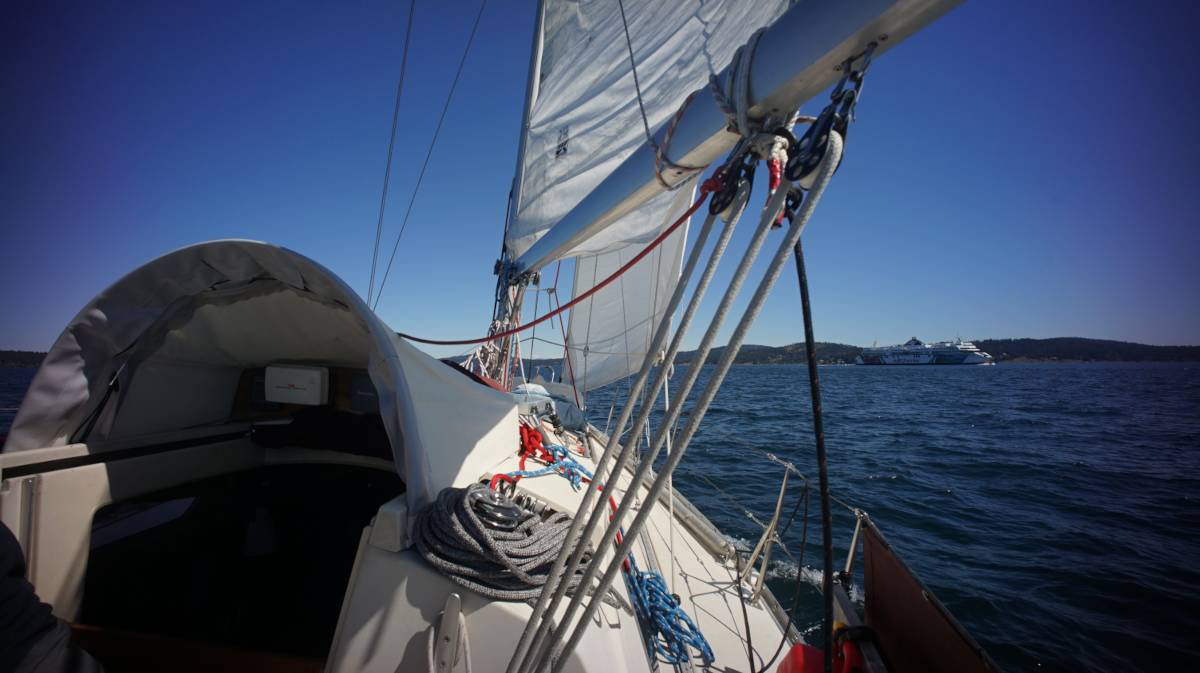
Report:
855,339,995,365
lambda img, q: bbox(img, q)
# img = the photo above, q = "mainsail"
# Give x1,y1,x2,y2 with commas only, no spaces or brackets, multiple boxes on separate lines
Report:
506,0,789,394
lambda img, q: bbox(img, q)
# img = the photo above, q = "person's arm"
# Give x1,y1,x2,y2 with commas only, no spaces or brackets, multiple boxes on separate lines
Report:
0,521,104,673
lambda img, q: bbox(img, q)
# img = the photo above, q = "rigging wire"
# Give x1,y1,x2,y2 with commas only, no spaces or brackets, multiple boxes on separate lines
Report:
373,0,489,310
615,0,702,189
733,549,757,673
366,0,416,307
527,277,542,365
794,237,837,673
550,262,584,408
395,184,716,346
615,0,655,148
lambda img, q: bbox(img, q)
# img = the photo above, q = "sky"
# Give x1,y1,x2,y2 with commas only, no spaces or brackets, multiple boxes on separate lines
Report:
2,0,1199,360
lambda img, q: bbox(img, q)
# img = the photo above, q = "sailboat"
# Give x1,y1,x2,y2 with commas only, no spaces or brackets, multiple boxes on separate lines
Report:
1,1,1001,672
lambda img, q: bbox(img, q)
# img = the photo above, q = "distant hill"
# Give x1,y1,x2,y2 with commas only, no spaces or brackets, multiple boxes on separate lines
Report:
6,337,1199,371
517,336,1200,370
0,351,44,368
975,338,1200,362
520,342,863,369
674,342,861,365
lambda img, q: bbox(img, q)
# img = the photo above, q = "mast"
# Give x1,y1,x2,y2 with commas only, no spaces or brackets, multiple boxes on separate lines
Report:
490,0,547,384
507,0,547,239
511,0,960,274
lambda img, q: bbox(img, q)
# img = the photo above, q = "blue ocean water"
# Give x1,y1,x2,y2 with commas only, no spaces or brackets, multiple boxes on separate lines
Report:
0,367,35,440
584,363,1200,673
3,363,1198,671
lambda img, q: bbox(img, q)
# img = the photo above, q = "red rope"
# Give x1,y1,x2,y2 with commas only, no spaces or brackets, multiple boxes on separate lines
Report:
397,184,716,346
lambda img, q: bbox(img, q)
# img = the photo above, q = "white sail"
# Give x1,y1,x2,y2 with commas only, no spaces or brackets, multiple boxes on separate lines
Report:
563,183,693,394
505,0,790,260
505,0,788,393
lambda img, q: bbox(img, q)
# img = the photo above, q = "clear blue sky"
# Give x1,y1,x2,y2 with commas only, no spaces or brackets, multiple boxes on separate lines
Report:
3,0,1198,359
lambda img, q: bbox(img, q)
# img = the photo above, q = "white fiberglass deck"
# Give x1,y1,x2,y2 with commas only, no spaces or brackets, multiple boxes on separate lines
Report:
326,419,789,673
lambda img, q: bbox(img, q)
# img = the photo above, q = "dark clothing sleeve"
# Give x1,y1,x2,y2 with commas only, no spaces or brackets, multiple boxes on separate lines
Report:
0,521,56,673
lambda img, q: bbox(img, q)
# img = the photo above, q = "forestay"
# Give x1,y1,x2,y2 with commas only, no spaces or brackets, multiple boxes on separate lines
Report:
505,0,788,394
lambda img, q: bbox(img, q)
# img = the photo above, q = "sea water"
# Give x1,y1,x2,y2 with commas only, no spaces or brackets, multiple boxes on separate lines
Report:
2,363,1197,672
585,362,1200,673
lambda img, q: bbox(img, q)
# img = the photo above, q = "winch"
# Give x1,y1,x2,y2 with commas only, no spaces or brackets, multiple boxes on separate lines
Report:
466,484,523,532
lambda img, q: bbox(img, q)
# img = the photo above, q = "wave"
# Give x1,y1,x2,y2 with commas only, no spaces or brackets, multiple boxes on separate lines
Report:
767,560,863,603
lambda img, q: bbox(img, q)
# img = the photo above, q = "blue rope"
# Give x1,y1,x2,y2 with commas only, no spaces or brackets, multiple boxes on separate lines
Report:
505,443,592,490
624,554,716,665
506,438,714,664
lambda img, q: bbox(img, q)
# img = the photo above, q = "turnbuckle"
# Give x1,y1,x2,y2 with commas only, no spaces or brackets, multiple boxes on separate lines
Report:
785,42,877,187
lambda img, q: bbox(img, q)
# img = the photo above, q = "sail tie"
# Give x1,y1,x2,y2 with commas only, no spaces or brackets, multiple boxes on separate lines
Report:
652,92,707,190
614,0,706,191
709,27,766,138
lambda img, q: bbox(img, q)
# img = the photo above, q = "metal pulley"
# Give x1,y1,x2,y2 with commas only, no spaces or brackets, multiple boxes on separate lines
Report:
785,105,841,189
785,43,876,188
708,156,755,221
467,483,524,531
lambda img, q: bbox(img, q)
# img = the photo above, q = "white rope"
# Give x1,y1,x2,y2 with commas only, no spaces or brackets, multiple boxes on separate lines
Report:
373,0,488,309
518,193,750,673
537,182,783,673
507,205,731,673
616,246,635,431
366,0,416,306
709,27,765,138
580,256,599,395
547,133,845,673
527,276,542,364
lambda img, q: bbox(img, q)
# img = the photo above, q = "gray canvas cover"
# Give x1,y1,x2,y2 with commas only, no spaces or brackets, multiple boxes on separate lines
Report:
5,240,518,511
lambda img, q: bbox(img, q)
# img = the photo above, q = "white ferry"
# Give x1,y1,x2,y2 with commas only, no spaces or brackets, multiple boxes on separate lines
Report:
856,337,996,365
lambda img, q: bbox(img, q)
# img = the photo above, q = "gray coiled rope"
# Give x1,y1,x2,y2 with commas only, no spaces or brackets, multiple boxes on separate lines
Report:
413,484,593,601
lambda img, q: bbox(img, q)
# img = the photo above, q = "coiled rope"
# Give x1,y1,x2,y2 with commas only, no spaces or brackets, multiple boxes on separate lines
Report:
508,424,715,666
491,422,715,665
625,556,715,665
412,484,592,601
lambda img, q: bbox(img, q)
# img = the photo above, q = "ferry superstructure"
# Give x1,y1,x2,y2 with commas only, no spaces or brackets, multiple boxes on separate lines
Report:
856,337,996,365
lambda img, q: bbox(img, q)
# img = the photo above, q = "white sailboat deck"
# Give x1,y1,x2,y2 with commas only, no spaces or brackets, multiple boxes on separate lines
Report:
327,420,789,673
